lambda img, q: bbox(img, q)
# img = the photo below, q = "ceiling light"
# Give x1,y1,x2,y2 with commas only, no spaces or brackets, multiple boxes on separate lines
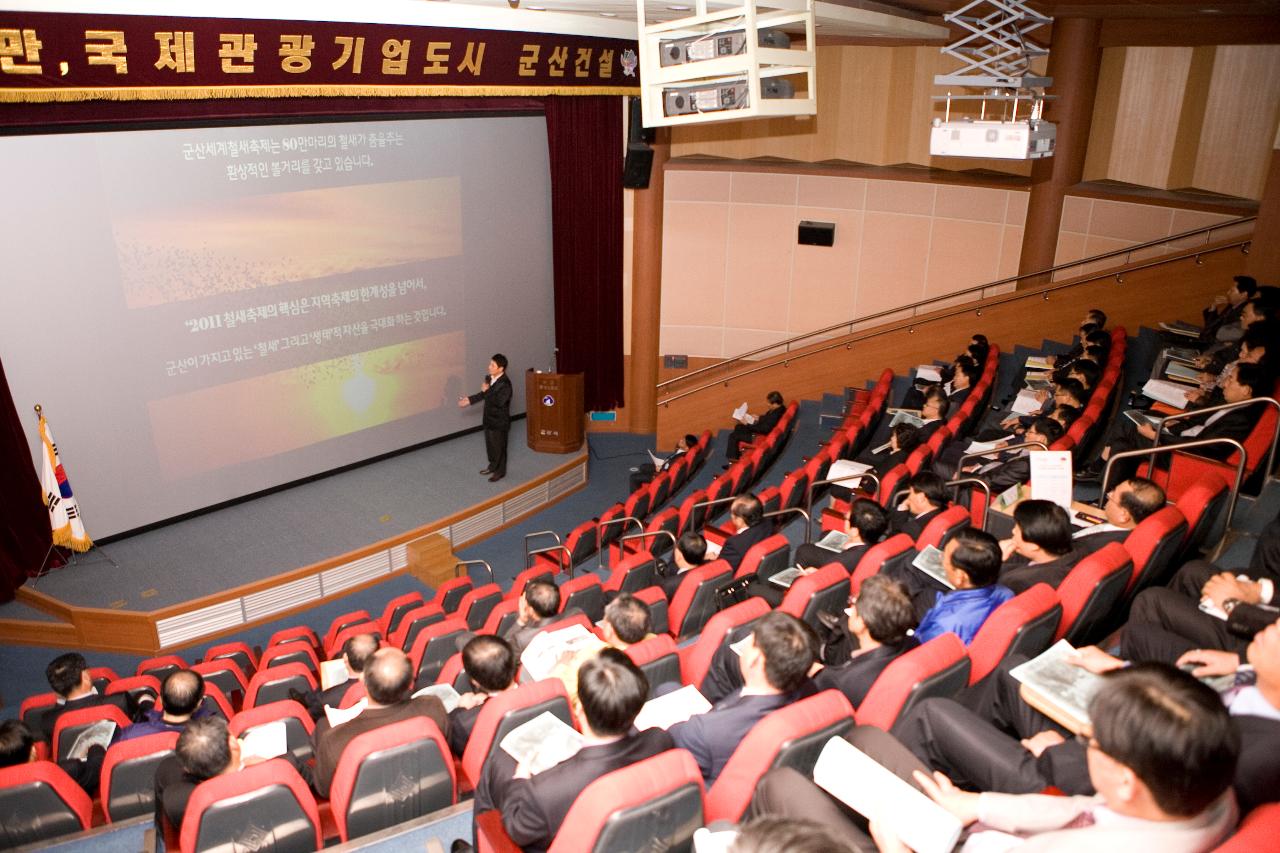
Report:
526,4,546,8
599,10,617,15
667,5,691,10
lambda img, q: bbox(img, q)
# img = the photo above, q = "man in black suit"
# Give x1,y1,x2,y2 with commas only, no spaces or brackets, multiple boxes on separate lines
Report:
496,650,673,853
997,499,1081,593
1199,275,1256,344
657,532,707,601
963,417,1063,493
37,652,135,744
448,635,517,759
0,719,105,795
503,580,561,657
716,493,772,572
317,633,379,711
1071,477,1165,557
630,433,696,493
886,472,947,542
812,575,918,709
154,715,239,833
794,498,887,573
726,391,785,460
670,611,813,785
458,352,513,483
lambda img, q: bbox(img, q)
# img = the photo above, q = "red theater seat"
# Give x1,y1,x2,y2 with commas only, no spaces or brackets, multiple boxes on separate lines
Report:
100,731,179,823
966,584,1062,686
0,761,93,847
668,560,733,640
778,563,851,633
623,634,682,697
323,609,374,652
434,577,474,615
228,699,315,765
378,591,425,636
1055,543,1132,644
456,583,504,631
733,534,791,581
460,679,575,791
243,662,317,709
179,758,321,853
136,654,188,682
679,597,771,693
857,633,970,731
51,703,132,762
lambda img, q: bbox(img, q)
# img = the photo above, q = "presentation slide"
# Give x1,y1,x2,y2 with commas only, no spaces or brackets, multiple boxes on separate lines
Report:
0,115,556,538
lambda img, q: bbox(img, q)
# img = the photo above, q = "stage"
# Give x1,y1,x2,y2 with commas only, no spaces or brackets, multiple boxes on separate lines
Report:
0,427,587,654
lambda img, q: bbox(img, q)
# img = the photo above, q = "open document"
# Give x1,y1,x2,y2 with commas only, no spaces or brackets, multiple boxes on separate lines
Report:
1141,379,1191,409
1029,451,1073,512
499,710,583,775
1010,389,1043,416
914,365,943,384
813,737,964,853
521,623,604,682
633,685,713,731
732,402,756,425
1009,640,1098,732
319,658,350,691
912,546,954,590
412,682,461,712
767,566,807,589
238,719,288,767
67,720,117,761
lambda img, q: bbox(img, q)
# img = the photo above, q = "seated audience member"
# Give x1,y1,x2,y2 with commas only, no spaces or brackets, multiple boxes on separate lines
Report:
832,425,921,502
670,611,814,785
726,391,785,461
118,669,206,742
811,575,919,708
794,498,888,573
38,652,136,744
901,354,974,412
1199,275,1256,344
886,472,947,541
1167,507,1280,609
1045,309,1107,368
1072,477,1165,555
968,334,990,366
155,716,240,833
961,417,1063,492
658,532,708,600
497,650,673,852
997,500,1079,592
1050,403,1080,435
504,580,562,656
750,663,1240,851
629,433,697,493
599,593,653,649
717,494,772,571
317,633,379,711
984,377,1084,441
0,719,105,795
729,815,861,853
915,528,1014,644
1196,290,1278,376
1084,362,1270,483
311,647,449,798
1186,320,1276,408
448,635,518,759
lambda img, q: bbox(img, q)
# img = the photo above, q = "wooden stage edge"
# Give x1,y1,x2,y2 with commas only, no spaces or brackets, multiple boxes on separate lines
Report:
5,449,589,656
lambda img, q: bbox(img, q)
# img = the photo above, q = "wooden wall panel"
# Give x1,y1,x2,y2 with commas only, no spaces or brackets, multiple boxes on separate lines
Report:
1193,45,1280,199
654,240,1248,445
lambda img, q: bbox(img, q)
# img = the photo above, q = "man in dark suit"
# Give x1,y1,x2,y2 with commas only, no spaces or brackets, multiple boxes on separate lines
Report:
794,498,887,573
629,433,696,493
311,647,449,798
37,652,135,744
670,611,814,785
726,391,785,460
997,499,1081,593
963,417,1063,494
657,532,708,601
317,633,379,711
498,650,673,852
716,493,772,571
886,472,947,542
0,719,105,795
1071,477,1165,557
1199,275,1256,344
458,352,513,483
448,634,517,759
503,580,561,657
812,575,918,709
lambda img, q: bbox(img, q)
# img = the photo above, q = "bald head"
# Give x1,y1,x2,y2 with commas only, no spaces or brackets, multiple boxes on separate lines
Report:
362,647,414,705
342,633,380,674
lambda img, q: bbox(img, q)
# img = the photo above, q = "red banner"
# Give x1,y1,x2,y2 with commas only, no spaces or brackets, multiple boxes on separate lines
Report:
0,11,640,103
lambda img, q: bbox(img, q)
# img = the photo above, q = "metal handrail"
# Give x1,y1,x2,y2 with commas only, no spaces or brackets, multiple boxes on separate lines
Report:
1149,396,1279,486
454,559,495,585
658,215,1255,392
764,507,811,540
958,440,1048,470
1101,438,1247,561
804,472,881,543
596,515,643,570
945,477,992,530
620,529,678,556
523,530,562,569
658,235,1255,407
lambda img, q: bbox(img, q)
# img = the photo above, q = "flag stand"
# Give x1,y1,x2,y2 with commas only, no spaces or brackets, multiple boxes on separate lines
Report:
30,403,116,588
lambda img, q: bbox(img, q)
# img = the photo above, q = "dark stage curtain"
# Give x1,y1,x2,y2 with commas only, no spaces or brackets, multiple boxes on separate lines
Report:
543,95,625,412
0,357,50,603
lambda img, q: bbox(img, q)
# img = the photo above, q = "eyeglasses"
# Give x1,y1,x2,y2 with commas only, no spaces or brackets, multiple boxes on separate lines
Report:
1074,732,1100,751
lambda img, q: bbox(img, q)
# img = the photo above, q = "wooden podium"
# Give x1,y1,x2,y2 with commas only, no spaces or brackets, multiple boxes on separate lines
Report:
525,370,584,453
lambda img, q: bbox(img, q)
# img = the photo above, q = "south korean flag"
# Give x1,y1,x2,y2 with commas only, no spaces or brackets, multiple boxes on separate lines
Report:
39,414,92,552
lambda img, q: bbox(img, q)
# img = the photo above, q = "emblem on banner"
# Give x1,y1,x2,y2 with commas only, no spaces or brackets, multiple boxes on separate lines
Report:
621,49,638,77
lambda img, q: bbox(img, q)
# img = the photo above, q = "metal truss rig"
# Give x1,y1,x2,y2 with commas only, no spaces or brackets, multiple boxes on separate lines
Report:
935,0,1052,93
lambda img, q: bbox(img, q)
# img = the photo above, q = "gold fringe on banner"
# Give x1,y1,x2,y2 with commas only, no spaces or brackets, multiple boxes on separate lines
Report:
0,83,641,104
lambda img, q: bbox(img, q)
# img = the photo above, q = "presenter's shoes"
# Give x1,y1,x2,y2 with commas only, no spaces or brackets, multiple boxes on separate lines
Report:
489,473,504,482
479,468,492,475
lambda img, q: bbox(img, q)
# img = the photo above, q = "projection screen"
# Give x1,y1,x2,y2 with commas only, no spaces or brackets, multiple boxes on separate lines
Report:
0,114,556,538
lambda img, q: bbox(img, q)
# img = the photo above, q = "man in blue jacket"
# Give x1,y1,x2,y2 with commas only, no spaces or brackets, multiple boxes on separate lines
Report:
916,527,1013,645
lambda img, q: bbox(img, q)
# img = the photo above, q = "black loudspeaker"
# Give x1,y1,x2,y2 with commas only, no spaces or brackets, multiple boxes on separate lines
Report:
798,220,835,247
623,143,654,189
628,96,656,145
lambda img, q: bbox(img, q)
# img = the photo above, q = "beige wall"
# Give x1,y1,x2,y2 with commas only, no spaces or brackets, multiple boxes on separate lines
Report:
658,168,1245,359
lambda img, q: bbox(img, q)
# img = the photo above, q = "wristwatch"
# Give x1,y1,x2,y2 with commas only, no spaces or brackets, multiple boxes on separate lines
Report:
1222,598,1240,615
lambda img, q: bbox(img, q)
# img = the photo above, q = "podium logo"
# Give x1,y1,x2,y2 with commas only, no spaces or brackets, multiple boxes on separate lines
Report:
542,395,555,406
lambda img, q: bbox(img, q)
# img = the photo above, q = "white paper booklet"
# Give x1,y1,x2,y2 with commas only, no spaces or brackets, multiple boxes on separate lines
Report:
633,685,713,731
1024,355,1054,371
238,719,288,767
888,410,926,428
67,720,117,761
412,682,461,712
1010,389,1043,416
767,566,806,589
912,546,954,590
521,624,602,682
1141,379,1191,409
1029,451,1074,511
1009,640,1098,731
813,737,963,853
319,658,350,691
1123,409,1163,430
1165,361,1202,383
828,459,872,483
647,449,666,469
732,402,755,424
965,434,1014,455
815,530,850,552
914,365,943,384
499,710,584,775
324,698,368,728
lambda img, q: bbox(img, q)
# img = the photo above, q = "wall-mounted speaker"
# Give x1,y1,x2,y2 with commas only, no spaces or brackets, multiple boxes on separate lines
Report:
798,220,835,246
623,143,654,189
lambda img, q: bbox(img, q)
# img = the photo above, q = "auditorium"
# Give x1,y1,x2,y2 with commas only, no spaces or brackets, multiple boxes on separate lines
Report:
0,0,1277,849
